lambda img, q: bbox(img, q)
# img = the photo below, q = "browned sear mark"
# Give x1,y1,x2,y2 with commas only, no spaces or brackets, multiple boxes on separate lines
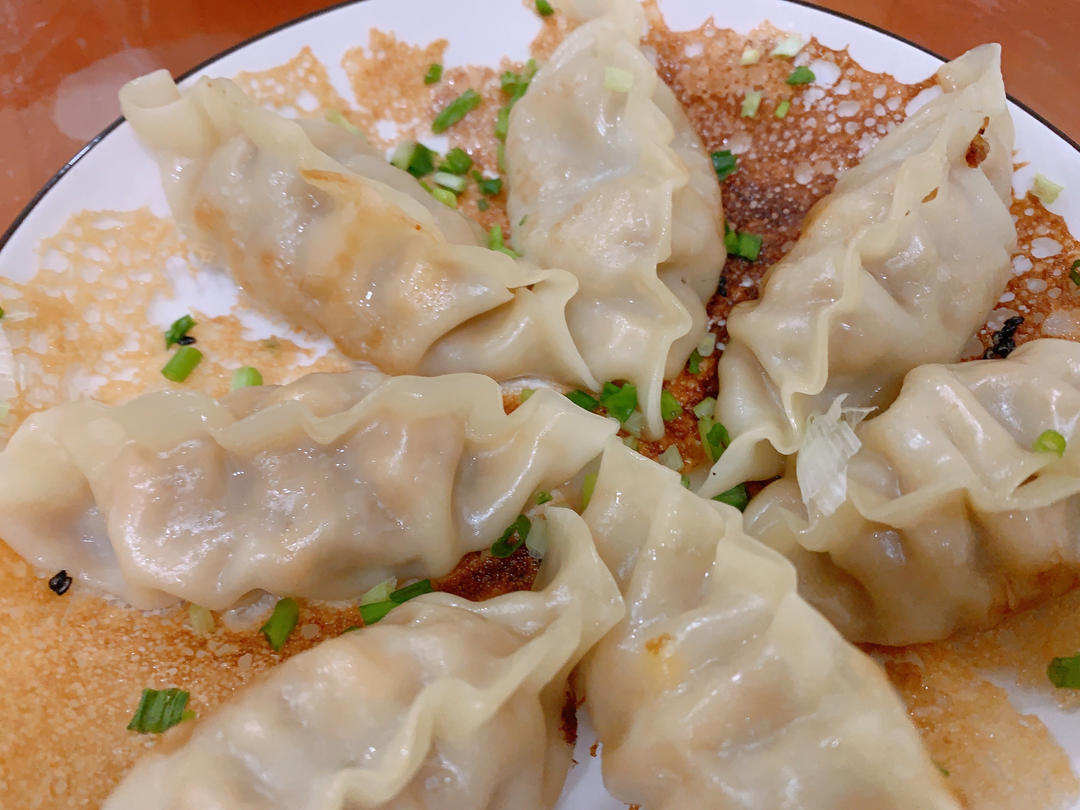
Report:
966,117,991,168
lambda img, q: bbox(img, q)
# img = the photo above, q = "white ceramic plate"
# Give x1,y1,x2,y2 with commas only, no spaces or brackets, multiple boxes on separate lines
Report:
2,1,1079,806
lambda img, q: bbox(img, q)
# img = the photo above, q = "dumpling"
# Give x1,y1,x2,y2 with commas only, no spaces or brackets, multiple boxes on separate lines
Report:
506,0,725,438
104,507,625,810
580,441,959,809
701,44,1015,496
0,370,616,609
745,338,1080,645
118,71,595,388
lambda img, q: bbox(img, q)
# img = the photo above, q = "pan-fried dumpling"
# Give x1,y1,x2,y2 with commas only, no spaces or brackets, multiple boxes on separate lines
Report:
745,339,1080,645
0,371,616,609
104,508,625,810
701,44,1015,496
581,441,959,809
118,71,595,388
506,0,725,438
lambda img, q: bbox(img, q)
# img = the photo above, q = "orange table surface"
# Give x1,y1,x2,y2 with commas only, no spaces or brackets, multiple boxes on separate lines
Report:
3,0,1076,234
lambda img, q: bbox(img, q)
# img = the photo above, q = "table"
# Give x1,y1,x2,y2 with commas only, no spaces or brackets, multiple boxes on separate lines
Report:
2,0,1074,233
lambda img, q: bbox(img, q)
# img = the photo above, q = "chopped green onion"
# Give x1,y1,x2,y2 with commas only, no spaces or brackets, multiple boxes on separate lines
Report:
622,435,639,450
127,688,192,734
391,141,437,177
1033,429,1067,457
0,306,5,319
622,409,645,437
433,171,468,193
500,60,538,102
477,198,490,211
1048,653,1080,688
260,597,299,651
740,47,761,66
696,332,717,357
161,346,202,383
699,416,730,462
603,66,634,93
692,397,716,419
432,89,481,133
440,147,474,175
472,171,502,195
429,186,458,208
658,444,683,471
687,349,703,374
535,490,553,505
581,472,598,509
711,150,737,181
358,600,396,625
487,225,520,257
771,36,804,58
660,390,683,421
423,63,443,84
536,0,555,15
775,99,792,118
725,227,763,261
187,604,214,636
567,390,600,411
497,142,507,172
390,579,434,603
495,105,511,140
1032,173,1064,205
359,578,396,605
407,144,437,177
164,314,196,348
491,515,531,558
680,475,692,488
740,90,762,118
713,483,749,511
786,66,815,85
519,388,535,402
230,366,263,390
935,761,950,778
599,381,638,423
325,109,361,135
1070,259,1080,287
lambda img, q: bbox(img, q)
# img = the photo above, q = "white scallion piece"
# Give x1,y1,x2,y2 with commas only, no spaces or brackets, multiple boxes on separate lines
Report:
188,604,215,636
741,91,762,118
696,332,717,357
359,578,396,605
432,171,467,193
1032,173,1064,205
740,47,761,66
770,36,804,58
622,410,645,437
658,444,684,471
796,396,875,519
525,516,549,559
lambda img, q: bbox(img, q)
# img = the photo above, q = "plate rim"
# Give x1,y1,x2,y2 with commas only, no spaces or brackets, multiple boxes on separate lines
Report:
3,0,1079,255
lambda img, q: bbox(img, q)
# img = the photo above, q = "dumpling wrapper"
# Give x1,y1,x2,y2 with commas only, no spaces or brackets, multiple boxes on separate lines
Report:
104,508,625,810
581,441,959,809
746,338,1080,644
701,44,1016,496
0,370,616,609
119,71,596,388
506,0,725,438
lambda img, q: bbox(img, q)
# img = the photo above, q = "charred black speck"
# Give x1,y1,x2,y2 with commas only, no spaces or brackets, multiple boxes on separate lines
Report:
717,273,728,298
48,570,73,596
983,316,1024,359
177,335,197,346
